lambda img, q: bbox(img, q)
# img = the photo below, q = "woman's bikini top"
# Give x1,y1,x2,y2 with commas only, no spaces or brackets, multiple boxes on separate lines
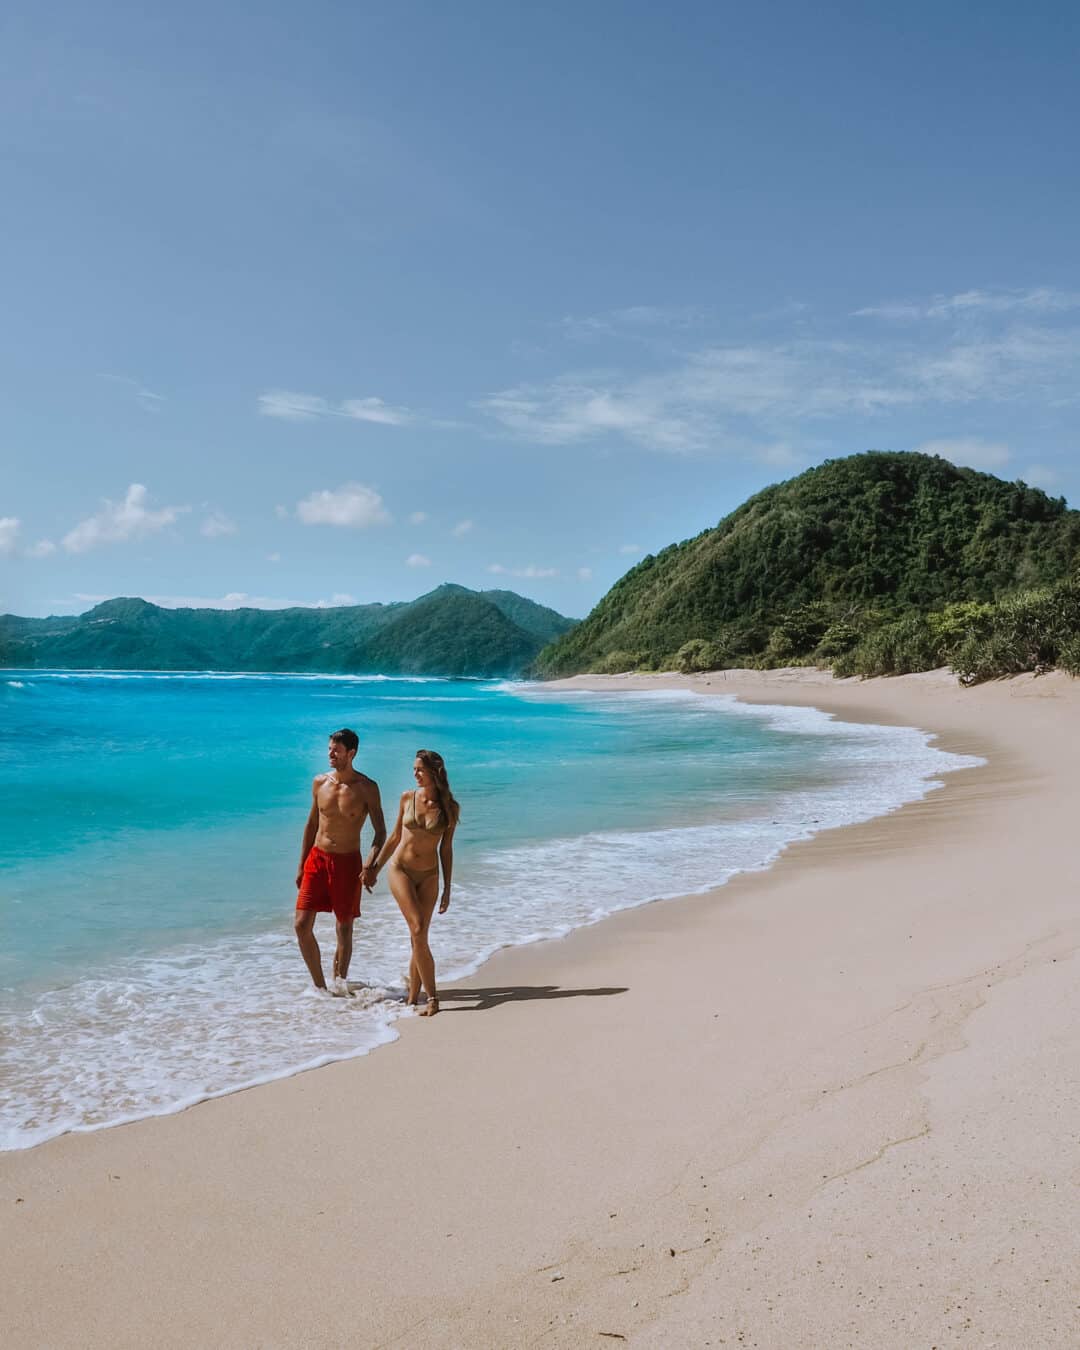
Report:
404,790,445,837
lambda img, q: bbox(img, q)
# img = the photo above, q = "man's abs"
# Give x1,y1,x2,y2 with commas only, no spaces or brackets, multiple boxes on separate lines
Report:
315,810,368,854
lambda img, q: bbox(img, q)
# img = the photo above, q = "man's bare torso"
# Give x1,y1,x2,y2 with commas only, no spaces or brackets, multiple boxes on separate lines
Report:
313,772,377,853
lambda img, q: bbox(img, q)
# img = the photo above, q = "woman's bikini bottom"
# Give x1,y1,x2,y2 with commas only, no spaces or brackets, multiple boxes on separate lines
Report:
392,858,438,886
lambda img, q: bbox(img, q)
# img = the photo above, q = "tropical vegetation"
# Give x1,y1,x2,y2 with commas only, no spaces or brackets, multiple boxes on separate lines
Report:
533,452,1080,683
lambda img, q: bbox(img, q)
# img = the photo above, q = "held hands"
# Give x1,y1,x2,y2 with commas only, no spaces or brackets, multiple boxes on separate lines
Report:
361,865,379,893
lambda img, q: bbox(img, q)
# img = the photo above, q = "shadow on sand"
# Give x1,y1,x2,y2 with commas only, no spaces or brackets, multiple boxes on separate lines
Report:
435,984,628,1013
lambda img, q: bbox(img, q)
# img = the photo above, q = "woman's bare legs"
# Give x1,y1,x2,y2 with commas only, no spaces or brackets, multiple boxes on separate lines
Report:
406,954,421,1006
388,865,441,1014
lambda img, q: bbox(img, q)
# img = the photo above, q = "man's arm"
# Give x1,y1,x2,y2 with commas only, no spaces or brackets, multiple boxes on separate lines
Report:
361,782,387,890
296,782,321,888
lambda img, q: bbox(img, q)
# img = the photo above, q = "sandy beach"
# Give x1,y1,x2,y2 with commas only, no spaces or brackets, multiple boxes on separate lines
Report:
4,668,1080,1349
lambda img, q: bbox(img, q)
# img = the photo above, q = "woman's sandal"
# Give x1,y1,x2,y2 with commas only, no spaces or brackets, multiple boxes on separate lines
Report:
419,992,440,1017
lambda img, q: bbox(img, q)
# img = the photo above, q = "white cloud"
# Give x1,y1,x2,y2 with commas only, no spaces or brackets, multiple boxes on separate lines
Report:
478,310,1080,453
618,543,642,556
0,519,58,558
577,566,593,581
914,437,1011,470
856,287,1080,321
340,397,410,426
97,373,164,413
274,504,289,520
406,553,432,568
296,483,391,528
478,342,918,453
0,517,21,555
259,390,411,425
409,511,428,525
201,511,237,538
487,563,559,579
258,391,331,420
62,484,186,553
451,519,473,537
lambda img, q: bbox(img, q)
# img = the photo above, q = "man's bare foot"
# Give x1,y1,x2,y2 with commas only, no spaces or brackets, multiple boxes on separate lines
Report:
419,993,439,1017
329,976,354,998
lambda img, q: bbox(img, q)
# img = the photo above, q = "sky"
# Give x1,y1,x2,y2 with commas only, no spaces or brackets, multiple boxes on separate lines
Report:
2,0,1079,619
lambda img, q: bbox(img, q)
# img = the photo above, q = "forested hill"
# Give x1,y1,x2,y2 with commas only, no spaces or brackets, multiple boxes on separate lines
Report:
534,452,1080,682
0,584,576,678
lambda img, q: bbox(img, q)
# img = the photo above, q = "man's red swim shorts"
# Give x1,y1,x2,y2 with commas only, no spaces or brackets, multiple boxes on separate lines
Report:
296,847,362,922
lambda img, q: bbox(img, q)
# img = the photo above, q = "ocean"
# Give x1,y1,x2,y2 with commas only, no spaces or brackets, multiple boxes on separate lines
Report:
0,671,980,1150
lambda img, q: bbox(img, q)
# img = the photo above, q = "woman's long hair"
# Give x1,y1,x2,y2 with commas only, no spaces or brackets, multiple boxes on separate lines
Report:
416,749,461,825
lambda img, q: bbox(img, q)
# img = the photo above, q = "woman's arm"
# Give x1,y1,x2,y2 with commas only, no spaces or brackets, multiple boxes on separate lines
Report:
438,824,455,913
372,792,407,879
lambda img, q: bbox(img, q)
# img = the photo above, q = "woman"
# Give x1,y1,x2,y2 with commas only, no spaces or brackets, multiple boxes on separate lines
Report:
373,749,459,1016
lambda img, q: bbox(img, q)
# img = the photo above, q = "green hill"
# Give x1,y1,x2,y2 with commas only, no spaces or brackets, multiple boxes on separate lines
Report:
1,585,575,677
534,452,1080,681
355,589,542,677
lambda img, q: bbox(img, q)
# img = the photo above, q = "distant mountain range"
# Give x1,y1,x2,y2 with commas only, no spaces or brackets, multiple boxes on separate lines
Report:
0,584,577,678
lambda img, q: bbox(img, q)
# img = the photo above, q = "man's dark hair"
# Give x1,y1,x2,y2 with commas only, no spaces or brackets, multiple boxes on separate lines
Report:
329,728,359,753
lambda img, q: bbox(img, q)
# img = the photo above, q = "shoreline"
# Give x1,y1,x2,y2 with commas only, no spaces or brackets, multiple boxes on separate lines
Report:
4,668,1079,1347
2,675,978,1154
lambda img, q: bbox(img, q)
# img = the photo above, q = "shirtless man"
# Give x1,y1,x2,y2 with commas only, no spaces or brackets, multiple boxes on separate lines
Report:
294,728,386,994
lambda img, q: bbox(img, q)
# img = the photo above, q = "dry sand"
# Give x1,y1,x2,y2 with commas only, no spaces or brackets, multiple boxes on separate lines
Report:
3,669,1080,1348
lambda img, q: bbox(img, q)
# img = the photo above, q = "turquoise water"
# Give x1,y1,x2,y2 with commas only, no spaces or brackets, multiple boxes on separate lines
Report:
0,671,979,1149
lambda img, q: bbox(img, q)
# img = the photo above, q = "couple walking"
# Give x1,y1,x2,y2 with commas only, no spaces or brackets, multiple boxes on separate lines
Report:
294,728,459,1016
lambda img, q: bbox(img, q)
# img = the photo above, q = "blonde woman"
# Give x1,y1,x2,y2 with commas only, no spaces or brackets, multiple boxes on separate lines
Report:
373,749,460,1016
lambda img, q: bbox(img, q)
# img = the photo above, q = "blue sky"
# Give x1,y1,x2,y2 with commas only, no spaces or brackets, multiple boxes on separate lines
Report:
3,0,1078,618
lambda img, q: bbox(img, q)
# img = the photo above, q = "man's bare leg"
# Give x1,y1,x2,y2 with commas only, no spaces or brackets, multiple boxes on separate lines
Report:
333,920,354,982
294,910,327,989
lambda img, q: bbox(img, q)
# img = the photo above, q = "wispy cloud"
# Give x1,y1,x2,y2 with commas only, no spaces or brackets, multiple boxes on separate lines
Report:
487,562,559,578
406,553,431,568
409,511,428,525
914,437,1011,470
478,304,1080,453
62,484,187,553
200,510,237,538
258,390,412,425
296,483,391,527
576,566,593,581
0,517,21,555
855,287,1080,321
0,518,58,559
618,543,643,556
97,373,164,413
451,519,473,537
559,305,705,342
